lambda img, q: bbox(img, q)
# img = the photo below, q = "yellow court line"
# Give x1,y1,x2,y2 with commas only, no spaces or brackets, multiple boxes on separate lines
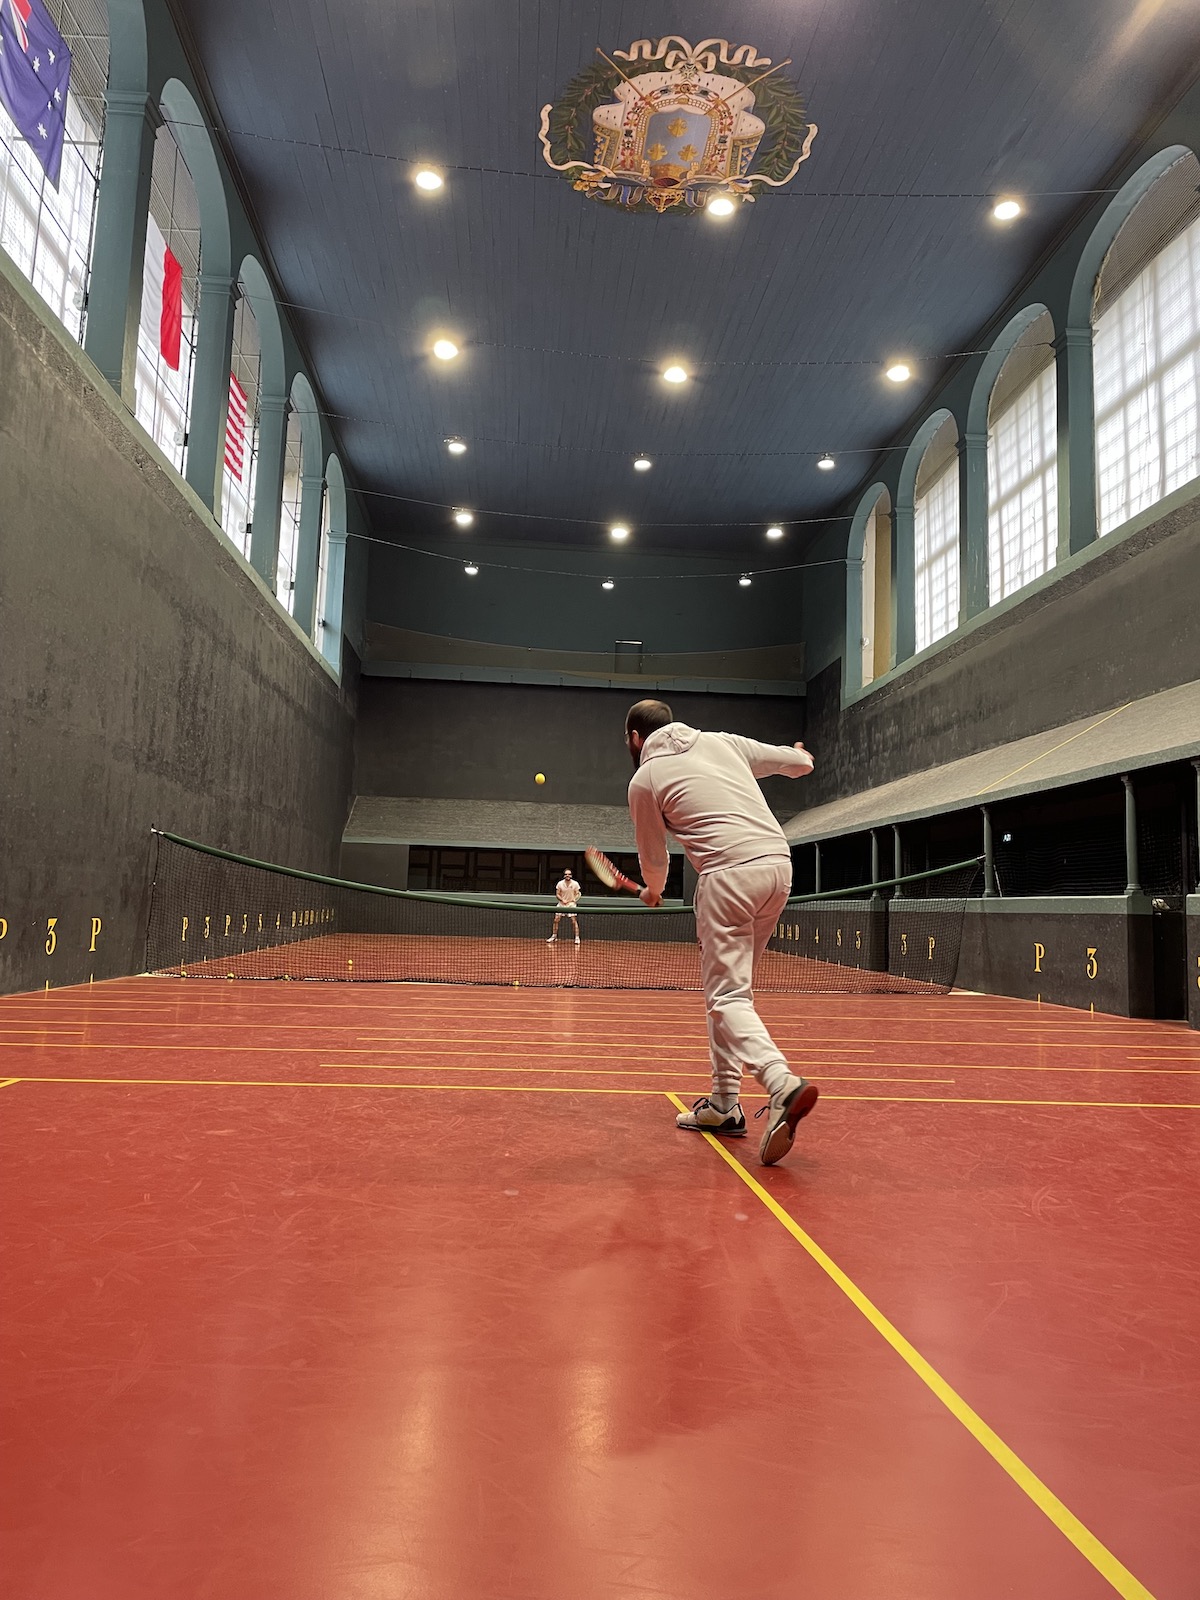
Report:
0,1078,19,1089
664,1091,1157,1600
974,702,1134,796
319,1061,956,1084
9,1075,1194,1110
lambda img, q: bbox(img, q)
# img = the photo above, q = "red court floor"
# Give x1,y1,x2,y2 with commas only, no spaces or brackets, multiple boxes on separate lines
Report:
2,979,1198,1600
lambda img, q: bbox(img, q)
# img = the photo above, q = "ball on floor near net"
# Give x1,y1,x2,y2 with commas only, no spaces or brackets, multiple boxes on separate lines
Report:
534,772,546,785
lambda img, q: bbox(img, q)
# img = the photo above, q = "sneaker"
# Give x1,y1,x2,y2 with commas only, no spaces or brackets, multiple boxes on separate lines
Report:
675,1096,746,1138
546,937,556,944
756,1078,819,1166
574,937,581,946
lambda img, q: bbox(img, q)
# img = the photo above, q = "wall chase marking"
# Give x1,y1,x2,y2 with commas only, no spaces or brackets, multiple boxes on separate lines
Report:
539,36,817,215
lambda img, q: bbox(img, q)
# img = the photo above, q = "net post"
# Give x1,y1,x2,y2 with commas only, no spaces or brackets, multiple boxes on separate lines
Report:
1191,758,1200,892
813,842,822,895
981,805,997,898
1121,773,1141,895
892,825,903,898
869,830,882,901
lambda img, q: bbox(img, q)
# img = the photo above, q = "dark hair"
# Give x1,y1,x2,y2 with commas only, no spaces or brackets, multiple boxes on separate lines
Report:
625,699,673,740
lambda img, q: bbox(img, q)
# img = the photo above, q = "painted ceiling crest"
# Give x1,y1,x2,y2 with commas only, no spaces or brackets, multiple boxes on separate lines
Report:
539,36,817,215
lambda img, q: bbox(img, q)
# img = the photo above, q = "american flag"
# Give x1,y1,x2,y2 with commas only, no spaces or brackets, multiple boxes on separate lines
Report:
225,373,248,481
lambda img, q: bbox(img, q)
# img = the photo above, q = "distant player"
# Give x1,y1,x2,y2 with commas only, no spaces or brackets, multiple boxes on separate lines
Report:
547,868,582,945
624,699,818,1165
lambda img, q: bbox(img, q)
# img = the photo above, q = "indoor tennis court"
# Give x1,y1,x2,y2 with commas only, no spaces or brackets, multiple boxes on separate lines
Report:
5,1,1200,1597
3,978,1199,1598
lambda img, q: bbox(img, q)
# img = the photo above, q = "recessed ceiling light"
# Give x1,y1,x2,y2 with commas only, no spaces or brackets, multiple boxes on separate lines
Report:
885,362,911,383
433,339,459,361
610,524,630,541
453,509,474,527
662,365,688,384
464,563,479,576
993,198,1022,222
738,574,752,587
633,456,652,472
602,578,615,590
766,525,784,541
817,454,836,471
707,194,736,218
414,167,444,192
446,437,467,455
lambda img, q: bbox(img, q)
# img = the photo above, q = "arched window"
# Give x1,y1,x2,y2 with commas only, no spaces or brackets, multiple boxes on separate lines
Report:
277,404,303,614
987,310,1058,599
134,120,199,472
221,283,261,560
913,416,959,653
860,489,891,686
1093,150,1200,534
0,0,108,341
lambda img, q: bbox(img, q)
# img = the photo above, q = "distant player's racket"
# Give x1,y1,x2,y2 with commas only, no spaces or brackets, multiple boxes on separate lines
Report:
584,846,643,896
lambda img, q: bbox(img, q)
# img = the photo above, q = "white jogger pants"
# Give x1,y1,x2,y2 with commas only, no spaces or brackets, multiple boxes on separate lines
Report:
693,857,797,1106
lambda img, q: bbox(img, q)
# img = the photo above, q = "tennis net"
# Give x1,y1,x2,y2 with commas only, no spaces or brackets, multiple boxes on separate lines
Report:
145,831,981,994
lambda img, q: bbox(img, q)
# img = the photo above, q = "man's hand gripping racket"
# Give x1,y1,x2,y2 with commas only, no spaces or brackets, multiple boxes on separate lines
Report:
584,847,662,907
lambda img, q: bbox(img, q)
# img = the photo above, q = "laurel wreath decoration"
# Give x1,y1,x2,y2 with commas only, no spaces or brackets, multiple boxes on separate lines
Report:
540,43,814,215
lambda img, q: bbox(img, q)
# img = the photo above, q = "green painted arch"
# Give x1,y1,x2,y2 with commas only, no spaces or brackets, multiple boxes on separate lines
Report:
237,255,285,398
966,303,1054,438
158,78,231,277
288,372,322,478
896,407,958,509
1067,144,1194,329
843,482,891,696
324,452,348,534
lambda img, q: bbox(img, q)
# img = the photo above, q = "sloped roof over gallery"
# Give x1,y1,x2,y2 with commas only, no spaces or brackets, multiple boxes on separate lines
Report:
171,0,1200,555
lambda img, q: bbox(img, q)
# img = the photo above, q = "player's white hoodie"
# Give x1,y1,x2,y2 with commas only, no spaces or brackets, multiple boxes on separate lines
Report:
627,722,814,895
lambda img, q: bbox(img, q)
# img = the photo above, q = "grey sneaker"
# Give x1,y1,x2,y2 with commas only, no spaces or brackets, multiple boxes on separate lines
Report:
676,1096,747,1138
756,1079,819,1166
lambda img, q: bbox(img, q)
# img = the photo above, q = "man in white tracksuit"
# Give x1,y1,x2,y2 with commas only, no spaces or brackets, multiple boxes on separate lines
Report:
625,699,819,1166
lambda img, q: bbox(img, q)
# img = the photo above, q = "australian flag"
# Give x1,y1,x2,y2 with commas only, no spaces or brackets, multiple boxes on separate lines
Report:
0,0,72,188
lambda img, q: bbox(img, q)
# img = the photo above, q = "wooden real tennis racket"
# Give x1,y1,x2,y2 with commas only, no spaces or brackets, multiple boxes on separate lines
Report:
584,846,644,896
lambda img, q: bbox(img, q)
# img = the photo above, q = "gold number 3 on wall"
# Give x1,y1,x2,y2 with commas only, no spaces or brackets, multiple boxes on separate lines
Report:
1086,947,1099,980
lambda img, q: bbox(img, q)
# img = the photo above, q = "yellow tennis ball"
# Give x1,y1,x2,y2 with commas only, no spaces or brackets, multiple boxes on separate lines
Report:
513,980,520,987
534,773,546,785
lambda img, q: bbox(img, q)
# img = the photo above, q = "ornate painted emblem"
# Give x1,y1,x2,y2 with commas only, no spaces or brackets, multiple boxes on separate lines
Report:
539,37,817,215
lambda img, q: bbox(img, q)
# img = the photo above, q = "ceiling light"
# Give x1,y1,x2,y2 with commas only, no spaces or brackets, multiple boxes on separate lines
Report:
446,437,467,455
433,339,459,361
662,365,688,384
766,525,784,540
817,454,836,471
707,193,736,218
633,456,652,472
610,524,630,541
739,574,752,587
464,563,479,576
414,168,444,192
992,198,1022,222
602,578,615,591
885,362,911,383
453,510,474,527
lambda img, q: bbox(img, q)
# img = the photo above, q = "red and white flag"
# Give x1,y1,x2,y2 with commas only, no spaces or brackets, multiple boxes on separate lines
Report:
225,373,248,481
140,213,183,371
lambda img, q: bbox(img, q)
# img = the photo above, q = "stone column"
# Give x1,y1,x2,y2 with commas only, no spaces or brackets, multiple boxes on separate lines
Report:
184,273,237,516
250,394,289,591
83,90,158,402
292,469,325,638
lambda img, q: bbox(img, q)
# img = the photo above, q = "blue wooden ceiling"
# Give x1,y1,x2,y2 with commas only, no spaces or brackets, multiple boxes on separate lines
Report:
173,0,1200,556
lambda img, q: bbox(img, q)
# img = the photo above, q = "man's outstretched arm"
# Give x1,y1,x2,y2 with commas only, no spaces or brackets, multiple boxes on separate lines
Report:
628,775,670,904
726,736,815,780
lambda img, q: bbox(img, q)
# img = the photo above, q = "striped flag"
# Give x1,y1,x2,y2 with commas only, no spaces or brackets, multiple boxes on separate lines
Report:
225,373,248,481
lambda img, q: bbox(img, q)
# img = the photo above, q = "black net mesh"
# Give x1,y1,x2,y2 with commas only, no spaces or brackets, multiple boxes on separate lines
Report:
145,833,980,994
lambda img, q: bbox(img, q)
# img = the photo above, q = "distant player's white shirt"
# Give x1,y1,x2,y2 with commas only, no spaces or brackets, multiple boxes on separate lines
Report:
556,878,582,909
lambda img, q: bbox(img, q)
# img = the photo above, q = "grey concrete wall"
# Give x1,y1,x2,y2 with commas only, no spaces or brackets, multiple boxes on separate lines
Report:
353,678,808,810
0,260,356,994
799,492,1200,809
